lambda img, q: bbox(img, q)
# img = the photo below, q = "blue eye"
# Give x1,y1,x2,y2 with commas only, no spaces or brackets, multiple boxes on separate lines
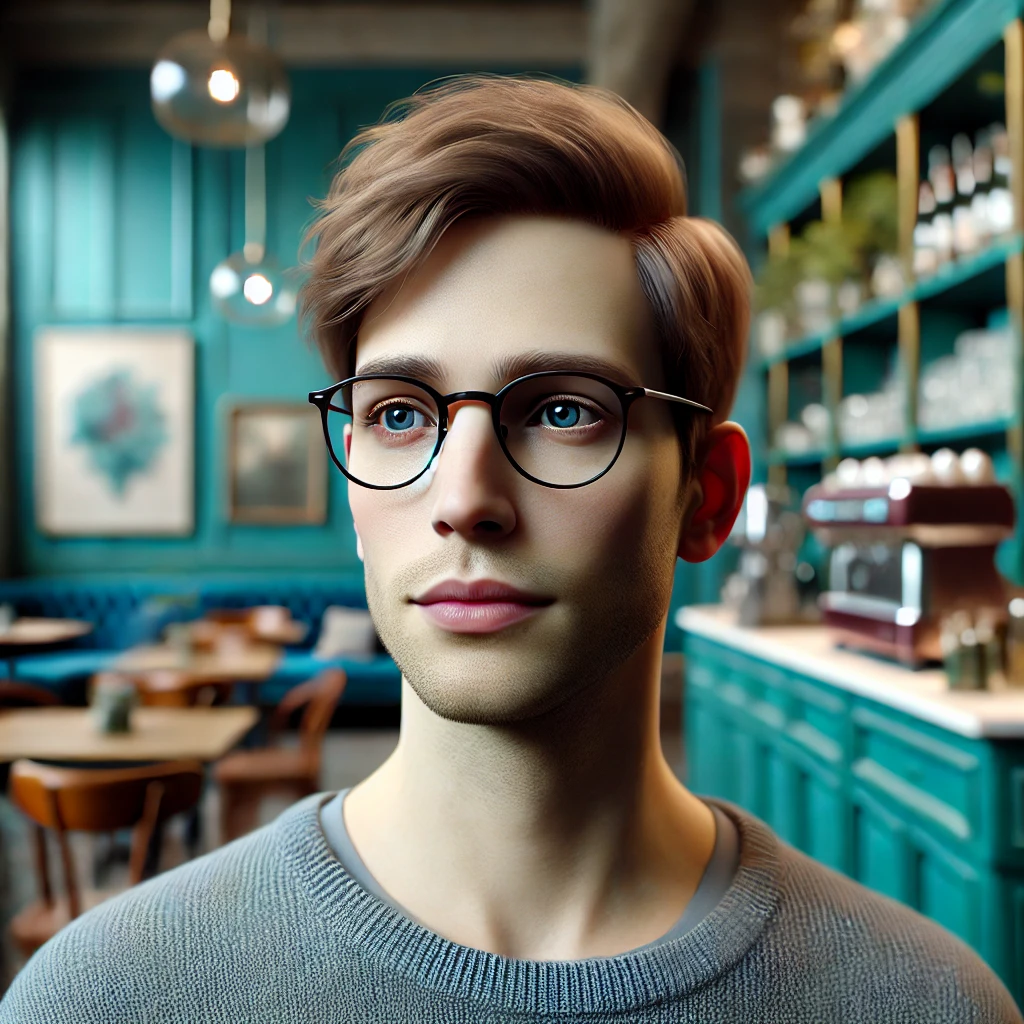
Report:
542,402,582,428
382,406,418,431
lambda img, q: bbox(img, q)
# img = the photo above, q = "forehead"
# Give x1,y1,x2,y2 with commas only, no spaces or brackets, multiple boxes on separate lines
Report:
355,215,661,388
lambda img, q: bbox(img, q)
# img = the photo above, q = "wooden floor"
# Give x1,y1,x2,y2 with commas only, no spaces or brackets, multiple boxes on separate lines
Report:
0,688,685,993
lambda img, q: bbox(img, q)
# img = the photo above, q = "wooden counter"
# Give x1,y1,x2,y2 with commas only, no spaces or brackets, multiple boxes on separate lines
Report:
676,605,1024,739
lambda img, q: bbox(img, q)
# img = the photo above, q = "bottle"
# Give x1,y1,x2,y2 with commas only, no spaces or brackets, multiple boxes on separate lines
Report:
913,180,937,277
951,133,978,255
988,123,1014,236
928,145,955,264
972,127,994,247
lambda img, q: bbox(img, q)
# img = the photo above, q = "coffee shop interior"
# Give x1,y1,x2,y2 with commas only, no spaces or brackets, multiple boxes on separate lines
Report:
1,0,1024,1006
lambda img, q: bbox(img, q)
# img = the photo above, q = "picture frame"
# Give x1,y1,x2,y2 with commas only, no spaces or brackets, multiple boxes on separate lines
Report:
34,327,195,536
226,401,327,525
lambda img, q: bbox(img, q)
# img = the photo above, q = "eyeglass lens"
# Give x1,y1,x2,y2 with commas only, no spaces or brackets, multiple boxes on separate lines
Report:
327,375,625,487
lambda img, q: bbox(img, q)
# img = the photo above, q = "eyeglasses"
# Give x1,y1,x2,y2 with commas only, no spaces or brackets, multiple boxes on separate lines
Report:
308,371,712,490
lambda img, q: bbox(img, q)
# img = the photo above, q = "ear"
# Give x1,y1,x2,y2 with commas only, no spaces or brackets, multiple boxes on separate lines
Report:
678,422,751,564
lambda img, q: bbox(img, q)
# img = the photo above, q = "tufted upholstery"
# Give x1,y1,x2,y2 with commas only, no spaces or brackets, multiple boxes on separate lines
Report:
0,576,400,706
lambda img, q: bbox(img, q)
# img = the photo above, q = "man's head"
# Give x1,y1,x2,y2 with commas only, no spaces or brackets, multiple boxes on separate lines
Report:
300,76,751,726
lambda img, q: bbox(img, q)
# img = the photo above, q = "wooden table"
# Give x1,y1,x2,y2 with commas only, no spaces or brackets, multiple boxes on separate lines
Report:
0,706,259,762
111,642,281,684
0,618,94,679
191,619,308,648
0,705,260,887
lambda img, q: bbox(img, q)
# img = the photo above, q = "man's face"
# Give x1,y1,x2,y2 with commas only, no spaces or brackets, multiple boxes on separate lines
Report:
349,215,690,725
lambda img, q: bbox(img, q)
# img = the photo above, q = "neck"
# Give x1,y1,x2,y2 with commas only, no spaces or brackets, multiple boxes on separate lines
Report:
343,622,716,961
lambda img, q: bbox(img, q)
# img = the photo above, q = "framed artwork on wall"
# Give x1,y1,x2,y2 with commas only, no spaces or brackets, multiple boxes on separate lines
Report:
226,401,327,524
34,328,195,536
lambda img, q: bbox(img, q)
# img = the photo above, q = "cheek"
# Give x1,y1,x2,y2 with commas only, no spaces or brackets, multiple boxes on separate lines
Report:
348,486,428,568
534,467,676,574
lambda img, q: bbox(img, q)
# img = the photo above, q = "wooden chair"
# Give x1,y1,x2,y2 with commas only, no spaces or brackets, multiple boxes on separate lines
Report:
213,669,347,842
0,682,63,795
0,682,62,709
6,758,204,959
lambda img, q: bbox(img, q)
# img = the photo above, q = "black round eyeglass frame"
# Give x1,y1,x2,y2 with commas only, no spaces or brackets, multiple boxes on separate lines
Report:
307,370,713,491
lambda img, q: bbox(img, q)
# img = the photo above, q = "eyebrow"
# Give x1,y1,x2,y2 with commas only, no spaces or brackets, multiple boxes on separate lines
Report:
353,350,642,389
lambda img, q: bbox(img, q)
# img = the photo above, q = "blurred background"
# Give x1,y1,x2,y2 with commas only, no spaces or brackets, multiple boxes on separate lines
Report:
4,0,1024,1011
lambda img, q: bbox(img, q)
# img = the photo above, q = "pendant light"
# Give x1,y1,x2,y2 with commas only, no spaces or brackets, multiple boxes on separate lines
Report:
210,144,297,326
150,0,290,147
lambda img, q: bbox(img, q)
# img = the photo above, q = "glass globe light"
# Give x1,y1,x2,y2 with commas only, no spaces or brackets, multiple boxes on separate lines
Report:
151,31,290,147
210,247,297,327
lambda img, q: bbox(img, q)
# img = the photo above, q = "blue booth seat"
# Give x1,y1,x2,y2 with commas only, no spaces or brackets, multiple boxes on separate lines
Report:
0,575,401,708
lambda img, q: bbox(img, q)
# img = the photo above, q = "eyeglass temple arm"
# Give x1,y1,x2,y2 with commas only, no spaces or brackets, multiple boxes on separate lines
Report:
640,388,713,415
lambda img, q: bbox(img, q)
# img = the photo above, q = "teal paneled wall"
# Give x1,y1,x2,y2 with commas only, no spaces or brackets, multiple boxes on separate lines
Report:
8,67,580,577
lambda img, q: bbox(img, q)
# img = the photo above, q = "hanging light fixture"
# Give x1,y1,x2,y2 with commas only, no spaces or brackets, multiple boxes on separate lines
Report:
210,144,297,326
150,0,290,147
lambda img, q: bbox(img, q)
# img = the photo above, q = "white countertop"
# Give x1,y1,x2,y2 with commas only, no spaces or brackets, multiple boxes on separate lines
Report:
676,605,1024,740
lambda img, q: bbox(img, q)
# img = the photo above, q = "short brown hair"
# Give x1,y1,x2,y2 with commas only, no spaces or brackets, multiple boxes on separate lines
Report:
299,74,751,464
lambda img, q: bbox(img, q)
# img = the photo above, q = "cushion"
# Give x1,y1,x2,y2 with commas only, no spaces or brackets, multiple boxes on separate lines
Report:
5,650,115,683
313,606,377,658
0,650,116,704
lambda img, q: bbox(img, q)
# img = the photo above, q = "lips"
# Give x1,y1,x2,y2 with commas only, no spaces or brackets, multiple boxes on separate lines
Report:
410,579,554,634
411,578,553,606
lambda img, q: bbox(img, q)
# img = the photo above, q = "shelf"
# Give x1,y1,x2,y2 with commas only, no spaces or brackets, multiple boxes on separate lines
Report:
837,437,904,458
758,235,1022,369
768,448,827,466
740,0,1018,234
916,417,1014,444
911,234,1024,302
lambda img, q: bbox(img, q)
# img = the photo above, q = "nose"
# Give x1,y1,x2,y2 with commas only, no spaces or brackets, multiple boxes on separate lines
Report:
428,401,516,539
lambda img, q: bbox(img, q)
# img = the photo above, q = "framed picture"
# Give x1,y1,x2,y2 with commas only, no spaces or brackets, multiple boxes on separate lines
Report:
226,402,327,524
35,328,194,536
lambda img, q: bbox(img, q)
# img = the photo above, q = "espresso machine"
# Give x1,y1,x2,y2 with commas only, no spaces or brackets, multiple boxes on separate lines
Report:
722,483,814,626
802,449,1015,666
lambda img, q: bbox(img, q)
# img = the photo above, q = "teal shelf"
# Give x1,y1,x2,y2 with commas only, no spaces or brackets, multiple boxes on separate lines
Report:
740,0,1021,235
762,332,829,367
837,437,904,458
761,297,898,369
759,235,1022,370
916,417,1014,444
768,448,827,466
912,234,1023,302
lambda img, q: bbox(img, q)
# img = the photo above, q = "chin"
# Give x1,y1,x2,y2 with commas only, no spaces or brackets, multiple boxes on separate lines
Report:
393,639,582,725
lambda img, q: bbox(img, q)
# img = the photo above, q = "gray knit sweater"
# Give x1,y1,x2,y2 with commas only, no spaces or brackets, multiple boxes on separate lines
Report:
1,791,1020,1022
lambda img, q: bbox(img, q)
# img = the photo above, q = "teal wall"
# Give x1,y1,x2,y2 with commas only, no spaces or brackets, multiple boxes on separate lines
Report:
667,56,747,631
8,67,581,578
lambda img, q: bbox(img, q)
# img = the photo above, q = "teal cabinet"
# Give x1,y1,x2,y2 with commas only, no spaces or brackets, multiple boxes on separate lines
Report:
683,625,1024,1006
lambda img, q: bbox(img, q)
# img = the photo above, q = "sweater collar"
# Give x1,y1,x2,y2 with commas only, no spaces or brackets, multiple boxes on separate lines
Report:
277,790,783,1015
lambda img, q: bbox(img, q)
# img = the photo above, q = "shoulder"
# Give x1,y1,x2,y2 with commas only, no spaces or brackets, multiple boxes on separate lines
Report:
0,816,298,1024
767,837,1022,1022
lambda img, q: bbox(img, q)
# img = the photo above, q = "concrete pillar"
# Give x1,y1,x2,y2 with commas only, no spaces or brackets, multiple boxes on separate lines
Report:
585,0,694,126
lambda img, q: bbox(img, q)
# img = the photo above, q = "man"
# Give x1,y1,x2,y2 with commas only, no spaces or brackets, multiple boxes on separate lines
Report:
2,75,1020,1023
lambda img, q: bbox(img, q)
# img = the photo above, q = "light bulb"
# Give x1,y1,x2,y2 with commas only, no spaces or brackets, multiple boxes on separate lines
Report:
210,251,296,327
151,32,290,146
243,273,273,305
208,67,240,103
151,60,187,102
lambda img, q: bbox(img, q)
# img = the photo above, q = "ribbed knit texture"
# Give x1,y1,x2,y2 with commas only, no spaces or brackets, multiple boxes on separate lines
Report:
1,791,1021,1022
